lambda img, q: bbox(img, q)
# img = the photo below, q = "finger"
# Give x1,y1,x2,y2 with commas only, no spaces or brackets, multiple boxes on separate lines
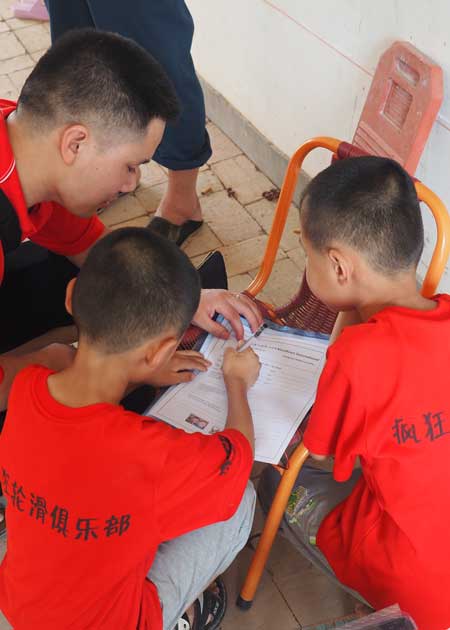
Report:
232,296,263,332
177,350,209,361
215,303,245,340
173,358,211,372
200,317,231,340
169,371,196,385
236,340,244,350
174,352,211,367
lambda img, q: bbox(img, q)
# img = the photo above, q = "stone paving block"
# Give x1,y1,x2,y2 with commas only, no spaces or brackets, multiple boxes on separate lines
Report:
218,235,285,278
0,0,13,20
220,545,301,630
6,17,36,29
212,155,275,206
197,168,223,197
286,247,306,275
201,190,262,246
8,66,30,89
188,253,206,268
100,194,147,227
134,182,166,214
0,20,9,33
15,24,50,53
227,272,272,305
0,32,25,60
207,122,242,164
30,48,46,62
247,198,300,252
0,52,33,75
109,214,151,230
228,273,254,294
249,257,302,307
139,161,167,187
181,223,222,258
0,73,18,100
266,536,356,626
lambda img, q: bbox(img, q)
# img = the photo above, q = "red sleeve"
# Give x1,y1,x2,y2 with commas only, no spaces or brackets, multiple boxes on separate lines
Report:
30,202,105,257
155,428,253,541
303,348,365,482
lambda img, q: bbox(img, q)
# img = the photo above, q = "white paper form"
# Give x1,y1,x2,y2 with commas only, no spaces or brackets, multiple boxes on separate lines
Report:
147,319,329,464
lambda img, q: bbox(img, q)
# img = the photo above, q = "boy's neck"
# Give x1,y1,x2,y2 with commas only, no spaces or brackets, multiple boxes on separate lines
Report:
47,345,131,409
355,273,437,322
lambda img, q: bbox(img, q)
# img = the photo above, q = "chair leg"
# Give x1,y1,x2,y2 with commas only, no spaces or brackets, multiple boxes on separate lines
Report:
237,443,309,609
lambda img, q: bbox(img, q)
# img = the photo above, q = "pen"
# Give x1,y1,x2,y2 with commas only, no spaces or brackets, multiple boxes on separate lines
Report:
237,323,266,352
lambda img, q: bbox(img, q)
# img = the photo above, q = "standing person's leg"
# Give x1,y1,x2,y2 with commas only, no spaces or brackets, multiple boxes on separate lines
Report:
44,0,95,39
149,482,256,630
85,0,210,243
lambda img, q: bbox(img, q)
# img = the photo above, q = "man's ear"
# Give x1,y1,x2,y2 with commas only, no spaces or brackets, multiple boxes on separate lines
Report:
59,124,89,166
65,278,77,315
328,248,353,285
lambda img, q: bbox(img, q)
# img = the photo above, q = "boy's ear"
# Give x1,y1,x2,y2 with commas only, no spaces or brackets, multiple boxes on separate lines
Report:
144,335,179,373
328,248,352,285
59,124,89,166
65,278,77,315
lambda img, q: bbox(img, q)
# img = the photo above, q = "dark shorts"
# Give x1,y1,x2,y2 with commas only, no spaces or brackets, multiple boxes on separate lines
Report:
44,0,212,170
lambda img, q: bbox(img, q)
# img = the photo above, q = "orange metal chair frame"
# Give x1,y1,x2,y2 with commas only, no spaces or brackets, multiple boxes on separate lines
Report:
237,137,450,610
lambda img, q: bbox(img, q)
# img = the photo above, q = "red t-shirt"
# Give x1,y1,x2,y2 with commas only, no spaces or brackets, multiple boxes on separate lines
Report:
0,366,253,630
0,99,105,284
304,294,450,630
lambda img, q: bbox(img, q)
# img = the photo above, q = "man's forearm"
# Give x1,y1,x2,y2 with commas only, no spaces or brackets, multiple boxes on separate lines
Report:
0,350,47,410
224,379,255,455
0,338,76,410
9,325,77,356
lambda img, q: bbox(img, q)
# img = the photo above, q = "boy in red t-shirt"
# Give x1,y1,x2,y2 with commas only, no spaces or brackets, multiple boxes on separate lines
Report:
0,227,260,630
259,156,450,629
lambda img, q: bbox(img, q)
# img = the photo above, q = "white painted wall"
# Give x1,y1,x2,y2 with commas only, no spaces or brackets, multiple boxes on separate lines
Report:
188,0,450,291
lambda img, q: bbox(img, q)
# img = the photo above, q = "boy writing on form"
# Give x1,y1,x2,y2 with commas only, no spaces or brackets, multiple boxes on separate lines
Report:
0,227,260,630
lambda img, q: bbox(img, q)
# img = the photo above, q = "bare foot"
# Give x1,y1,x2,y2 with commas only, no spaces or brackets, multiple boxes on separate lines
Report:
155,168,203,225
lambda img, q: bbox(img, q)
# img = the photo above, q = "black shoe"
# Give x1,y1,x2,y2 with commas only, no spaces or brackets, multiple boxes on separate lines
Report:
147,216,204,247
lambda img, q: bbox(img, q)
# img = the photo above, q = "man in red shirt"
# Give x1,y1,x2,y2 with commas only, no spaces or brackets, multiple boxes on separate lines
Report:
0,227,259,629
259,157,450,629
0,29,262,535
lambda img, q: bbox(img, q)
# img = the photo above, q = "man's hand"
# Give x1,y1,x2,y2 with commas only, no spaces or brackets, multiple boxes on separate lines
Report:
148,350,211,387
192,289,263,340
